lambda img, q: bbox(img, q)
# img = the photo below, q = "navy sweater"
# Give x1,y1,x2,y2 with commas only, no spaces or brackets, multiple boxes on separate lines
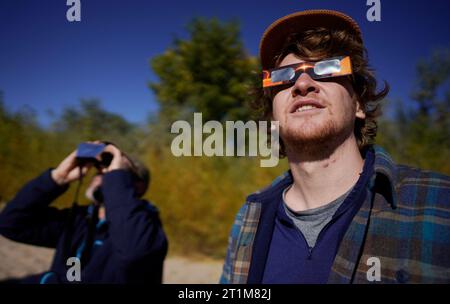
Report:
0,169,168,284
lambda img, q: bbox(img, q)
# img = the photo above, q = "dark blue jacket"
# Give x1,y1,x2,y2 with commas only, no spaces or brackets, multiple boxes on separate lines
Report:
0,169,168,284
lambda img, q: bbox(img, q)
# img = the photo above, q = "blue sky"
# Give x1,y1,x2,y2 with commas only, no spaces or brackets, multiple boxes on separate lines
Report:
1,0,449,126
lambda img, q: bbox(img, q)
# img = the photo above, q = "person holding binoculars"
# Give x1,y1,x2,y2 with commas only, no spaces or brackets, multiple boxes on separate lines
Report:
0,142,168,284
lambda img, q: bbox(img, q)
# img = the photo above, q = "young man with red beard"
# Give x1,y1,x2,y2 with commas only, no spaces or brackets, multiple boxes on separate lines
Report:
220,10,450,284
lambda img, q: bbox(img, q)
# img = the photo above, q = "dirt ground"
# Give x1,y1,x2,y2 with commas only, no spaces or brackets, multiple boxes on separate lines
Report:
0,235,223,284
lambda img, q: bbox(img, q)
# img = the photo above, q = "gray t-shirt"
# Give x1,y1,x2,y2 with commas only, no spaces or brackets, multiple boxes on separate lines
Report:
282,186,353,249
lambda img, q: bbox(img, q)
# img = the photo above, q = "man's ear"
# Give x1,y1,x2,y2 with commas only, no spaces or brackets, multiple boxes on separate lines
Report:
355,100,366,119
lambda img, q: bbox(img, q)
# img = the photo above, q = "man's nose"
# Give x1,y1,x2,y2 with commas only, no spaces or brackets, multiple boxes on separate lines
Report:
291,72,320,97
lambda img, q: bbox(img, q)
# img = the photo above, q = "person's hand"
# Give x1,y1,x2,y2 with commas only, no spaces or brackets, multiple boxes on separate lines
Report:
101,144,132,173
51,150,91,186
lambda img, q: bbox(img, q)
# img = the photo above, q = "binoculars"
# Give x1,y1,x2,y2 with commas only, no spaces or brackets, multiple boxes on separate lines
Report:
75,142,113,168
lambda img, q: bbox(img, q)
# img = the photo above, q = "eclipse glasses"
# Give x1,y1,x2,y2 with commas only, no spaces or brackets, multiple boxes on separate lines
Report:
262,56,353,88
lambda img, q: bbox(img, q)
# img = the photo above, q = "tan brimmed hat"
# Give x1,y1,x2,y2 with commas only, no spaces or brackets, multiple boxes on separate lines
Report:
259,9,363,70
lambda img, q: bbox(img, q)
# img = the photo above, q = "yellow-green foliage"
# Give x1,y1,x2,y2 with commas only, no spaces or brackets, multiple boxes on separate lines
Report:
1,102,449,258
143,146,286,258
377,118,450,174
0,102,289,258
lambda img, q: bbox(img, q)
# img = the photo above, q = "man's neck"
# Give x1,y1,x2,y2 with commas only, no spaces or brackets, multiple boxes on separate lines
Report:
284,135,364,212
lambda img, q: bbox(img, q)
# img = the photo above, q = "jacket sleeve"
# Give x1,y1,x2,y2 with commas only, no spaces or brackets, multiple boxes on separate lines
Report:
0,169,70,248
219,203,248,284
102,170,168,264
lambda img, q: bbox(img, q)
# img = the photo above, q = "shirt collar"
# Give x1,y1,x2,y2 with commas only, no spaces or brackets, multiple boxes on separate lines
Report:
372,145,399,209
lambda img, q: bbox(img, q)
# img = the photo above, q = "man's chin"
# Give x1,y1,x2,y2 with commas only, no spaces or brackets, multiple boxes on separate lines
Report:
281,122,336,144
85,192,95,202
284,131,332,148
280,122,348,159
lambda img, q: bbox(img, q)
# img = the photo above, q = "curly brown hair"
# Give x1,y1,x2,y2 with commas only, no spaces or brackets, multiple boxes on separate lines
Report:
252,27,389,156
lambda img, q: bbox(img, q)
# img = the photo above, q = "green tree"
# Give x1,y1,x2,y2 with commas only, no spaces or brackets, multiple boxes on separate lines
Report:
411,49,450,118
149,18,259,123
50,99,145,154
0,99,53,204
378,49,450,174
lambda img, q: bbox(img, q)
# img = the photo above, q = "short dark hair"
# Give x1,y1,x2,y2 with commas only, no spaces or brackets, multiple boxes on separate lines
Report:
129,158,151,198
